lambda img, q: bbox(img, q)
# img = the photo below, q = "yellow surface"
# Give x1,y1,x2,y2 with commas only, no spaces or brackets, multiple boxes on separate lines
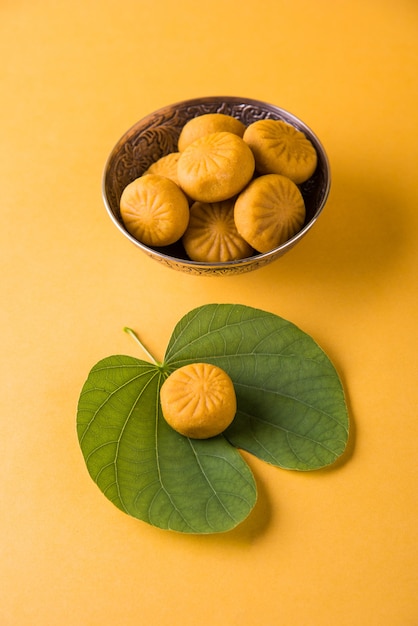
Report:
1,1,417,624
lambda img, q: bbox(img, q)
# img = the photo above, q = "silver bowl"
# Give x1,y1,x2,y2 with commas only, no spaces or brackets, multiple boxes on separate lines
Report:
102,96,330,276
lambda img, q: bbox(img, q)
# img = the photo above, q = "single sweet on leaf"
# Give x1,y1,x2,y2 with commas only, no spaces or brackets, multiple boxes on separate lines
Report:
77,304,349,534
160,362,237,439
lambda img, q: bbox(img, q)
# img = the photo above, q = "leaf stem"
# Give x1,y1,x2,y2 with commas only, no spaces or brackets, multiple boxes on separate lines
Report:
123,327,162,367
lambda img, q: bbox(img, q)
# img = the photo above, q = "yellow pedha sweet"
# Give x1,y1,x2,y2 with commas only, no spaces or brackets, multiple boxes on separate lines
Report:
177,131,255,203
182,198,253,263
243,119,317,184
234,174,306,253
177,113,246,152
143,152,182,187
119,174,189,247
160,362,237,439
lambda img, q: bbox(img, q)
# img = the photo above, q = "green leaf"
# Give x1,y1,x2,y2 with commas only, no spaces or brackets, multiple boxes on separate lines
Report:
164,304,349,470
77,355,257,533
77,304,349,534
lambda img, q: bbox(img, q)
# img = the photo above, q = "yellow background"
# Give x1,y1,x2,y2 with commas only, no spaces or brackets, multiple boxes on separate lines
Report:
1,1,417,624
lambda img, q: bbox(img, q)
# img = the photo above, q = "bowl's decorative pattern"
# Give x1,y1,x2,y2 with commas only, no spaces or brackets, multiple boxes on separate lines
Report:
103,97,330,275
